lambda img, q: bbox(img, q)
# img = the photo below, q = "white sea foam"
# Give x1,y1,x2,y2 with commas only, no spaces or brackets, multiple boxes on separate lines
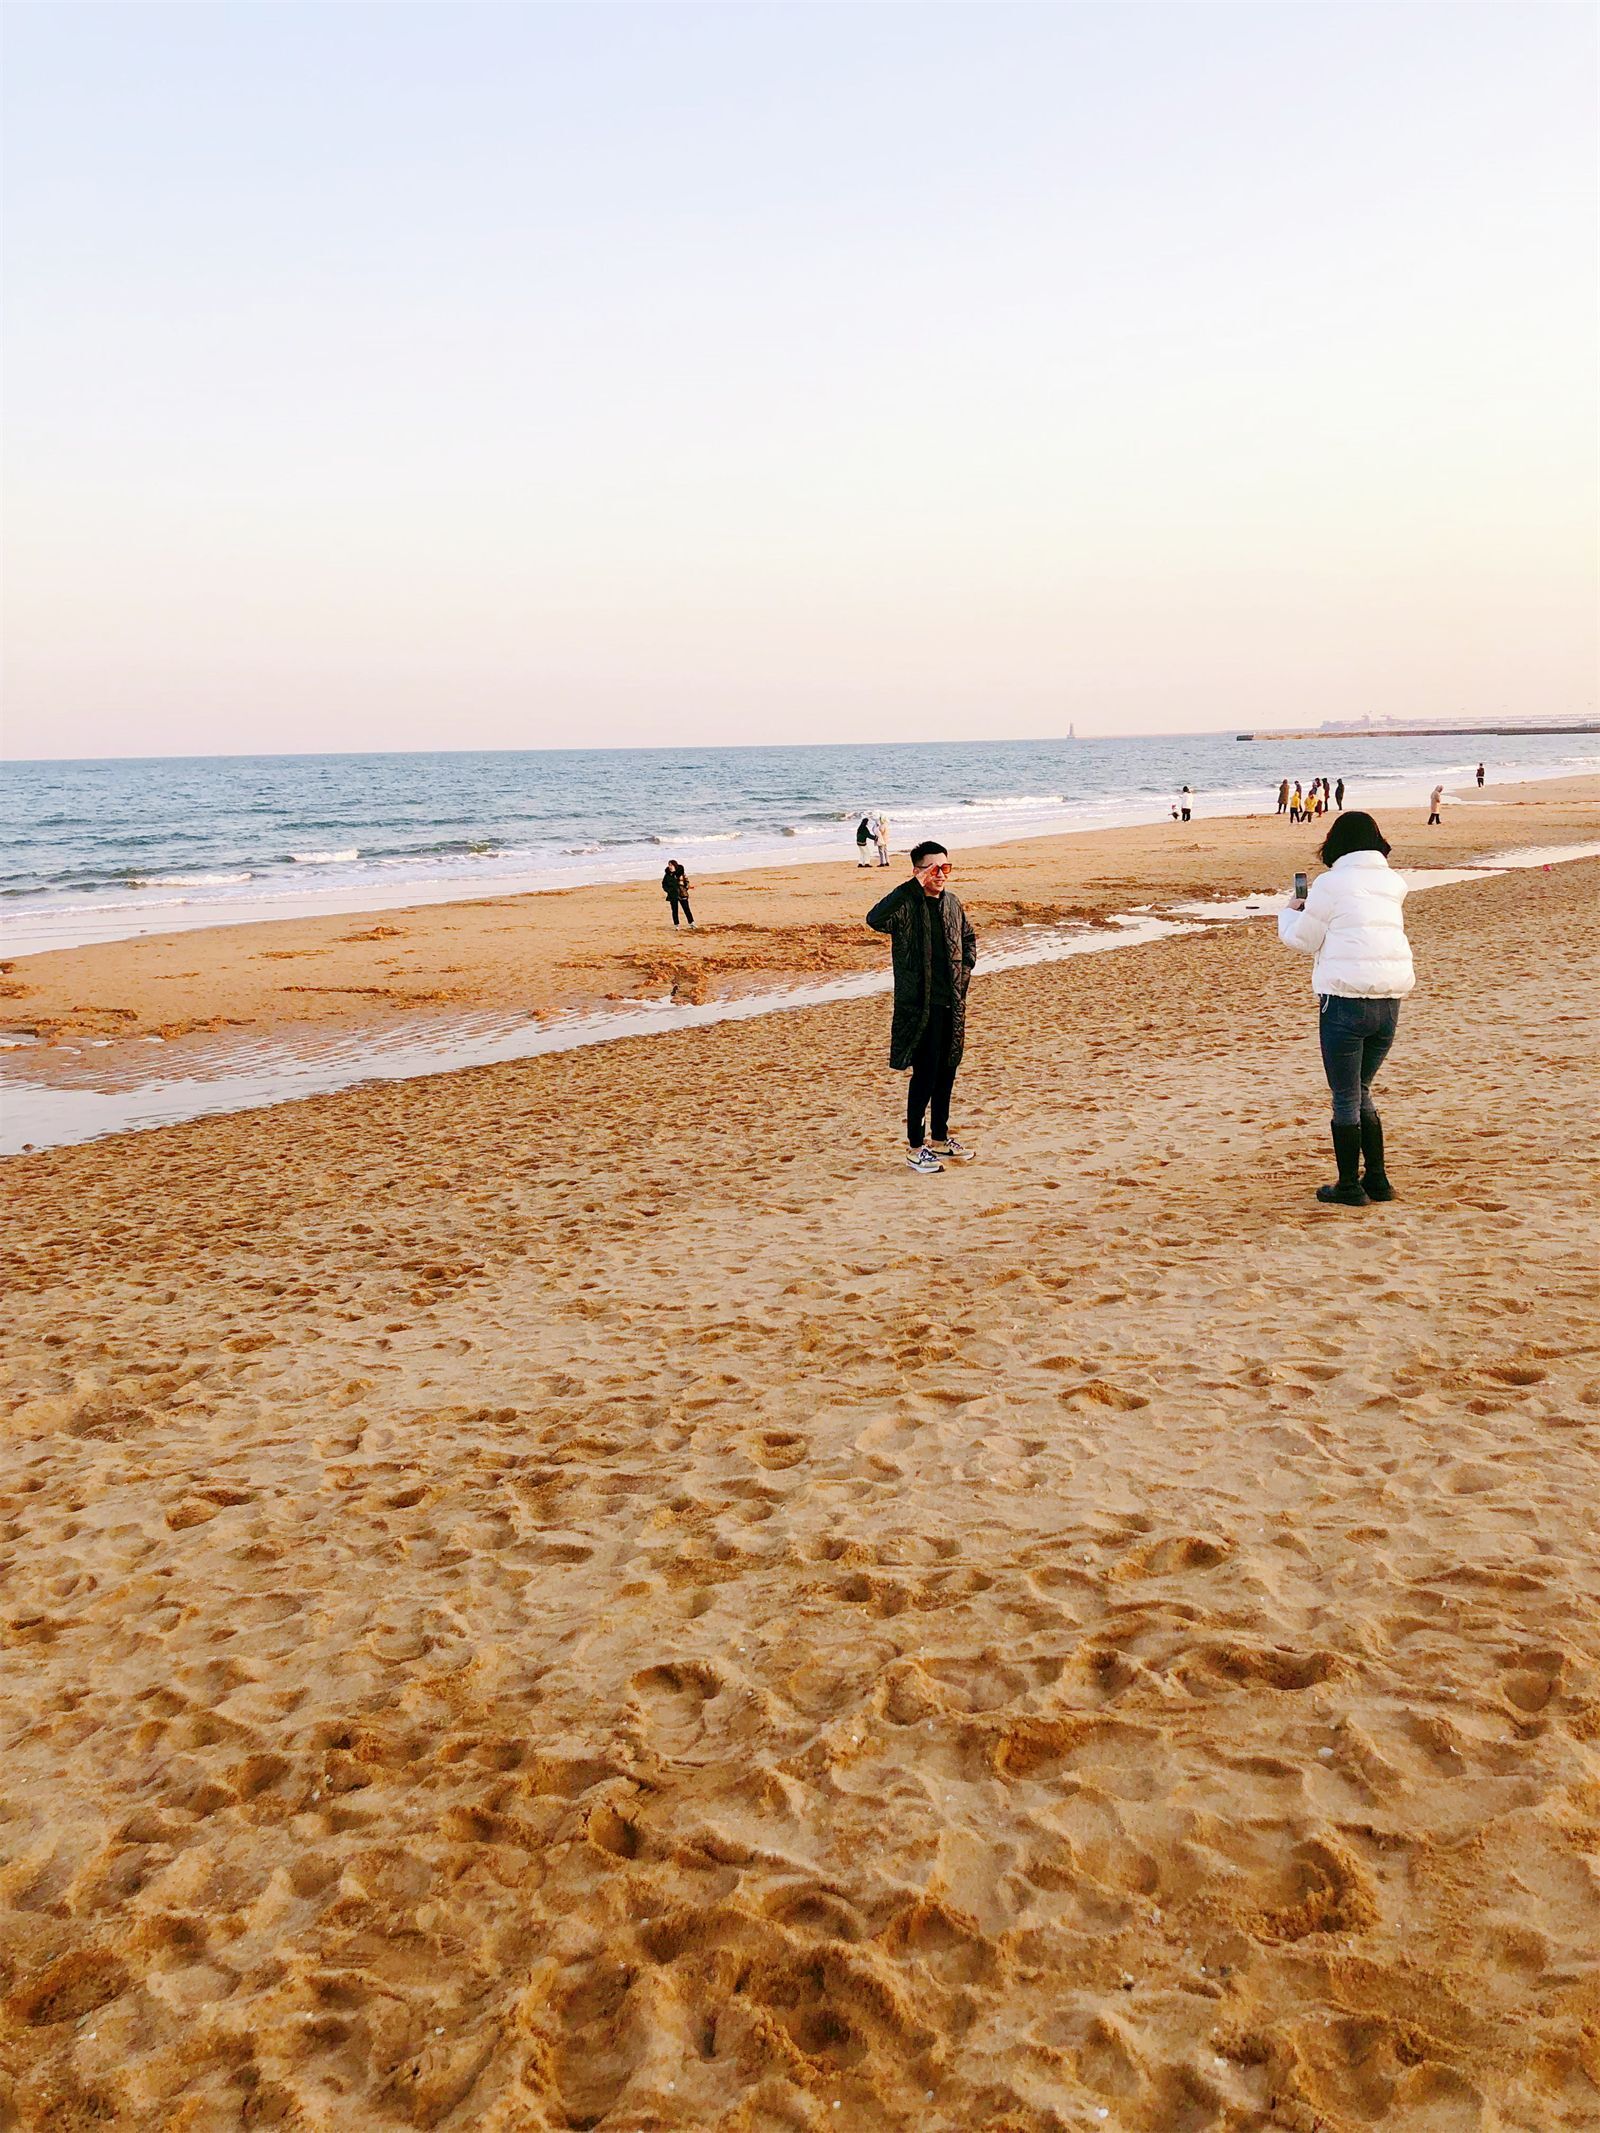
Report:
128,871,254,888
289,848,360,865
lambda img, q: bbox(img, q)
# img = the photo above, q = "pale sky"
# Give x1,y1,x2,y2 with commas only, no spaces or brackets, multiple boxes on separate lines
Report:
3,1,1596,760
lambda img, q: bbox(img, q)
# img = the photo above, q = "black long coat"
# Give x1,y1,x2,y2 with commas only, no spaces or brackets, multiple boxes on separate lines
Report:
865,878,978,1071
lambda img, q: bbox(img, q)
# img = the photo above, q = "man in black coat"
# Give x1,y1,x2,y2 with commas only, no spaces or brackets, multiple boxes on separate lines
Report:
866,840,978,1173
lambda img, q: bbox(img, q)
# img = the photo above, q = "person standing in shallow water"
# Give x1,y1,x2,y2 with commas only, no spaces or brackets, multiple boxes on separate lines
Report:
661,861,694,928
867,841,978,1174
1279,810,1413,1206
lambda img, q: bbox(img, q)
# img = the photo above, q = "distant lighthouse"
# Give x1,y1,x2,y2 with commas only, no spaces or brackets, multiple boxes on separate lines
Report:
1067,722,1076,739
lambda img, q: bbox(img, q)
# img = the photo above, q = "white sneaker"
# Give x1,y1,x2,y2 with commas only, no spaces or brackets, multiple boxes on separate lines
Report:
930,1137,976,1163
905,1146,943,1174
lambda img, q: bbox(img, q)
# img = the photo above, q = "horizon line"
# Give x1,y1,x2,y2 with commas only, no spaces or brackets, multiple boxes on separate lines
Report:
2,728,1262,769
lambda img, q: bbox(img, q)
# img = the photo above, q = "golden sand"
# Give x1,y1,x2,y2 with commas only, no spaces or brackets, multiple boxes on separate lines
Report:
2,814,1598,2130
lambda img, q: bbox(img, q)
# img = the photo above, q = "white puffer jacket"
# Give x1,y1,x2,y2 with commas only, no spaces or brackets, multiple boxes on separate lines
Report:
1278,849,1415,998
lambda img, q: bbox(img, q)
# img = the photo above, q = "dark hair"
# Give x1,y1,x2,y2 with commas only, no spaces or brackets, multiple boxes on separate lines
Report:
909,840,948,866
1320,810,1389,865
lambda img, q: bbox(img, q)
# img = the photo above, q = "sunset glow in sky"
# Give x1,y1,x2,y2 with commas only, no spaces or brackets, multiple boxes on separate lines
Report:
3,2,1596,758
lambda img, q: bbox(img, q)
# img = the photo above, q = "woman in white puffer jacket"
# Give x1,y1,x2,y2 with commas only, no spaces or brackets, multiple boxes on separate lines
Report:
1279,811,1414,1206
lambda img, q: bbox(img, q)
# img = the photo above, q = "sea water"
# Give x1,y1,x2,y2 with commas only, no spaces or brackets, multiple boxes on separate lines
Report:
3,731,1593,956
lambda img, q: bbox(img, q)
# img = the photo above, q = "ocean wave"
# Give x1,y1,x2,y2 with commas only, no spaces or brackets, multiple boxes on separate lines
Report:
127,871,255,888
371,840,507,857
649,830,744,845
357,835,504,861
875,793,1072,819
289,848,360,864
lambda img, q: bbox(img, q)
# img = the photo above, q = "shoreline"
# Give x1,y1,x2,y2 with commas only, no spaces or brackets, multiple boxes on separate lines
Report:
5,861,1598,2130
1,771,1593,1033
4,752,1594,962
2,776,1596,1156
1237,722,1600,740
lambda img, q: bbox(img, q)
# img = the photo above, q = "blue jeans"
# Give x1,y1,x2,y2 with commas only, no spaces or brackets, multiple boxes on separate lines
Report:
1319,995,1399,1125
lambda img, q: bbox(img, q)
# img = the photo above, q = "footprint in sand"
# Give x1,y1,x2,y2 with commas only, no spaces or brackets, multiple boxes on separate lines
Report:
5,1948,129,2028
1178,1640,1345,1695
747,1429,808,1470
1107,1533,1232,1581
630,1661,728,1758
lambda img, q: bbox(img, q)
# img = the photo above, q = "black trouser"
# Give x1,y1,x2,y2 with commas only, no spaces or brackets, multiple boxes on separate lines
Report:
668,895,693,927
906,1005,958,1145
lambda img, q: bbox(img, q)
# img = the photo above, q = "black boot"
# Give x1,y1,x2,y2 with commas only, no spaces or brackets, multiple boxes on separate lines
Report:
1360,1112,1395,1200
1317,1122,1368,1206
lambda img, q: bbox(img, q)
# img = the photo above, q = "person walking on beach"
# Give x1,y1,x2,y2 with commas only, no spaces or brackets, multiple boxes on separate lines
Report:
867,841,978,1174
1427,784,1444,827
1476,762,1486,788
1277,779,1290,816
1290,781,1305,824
1179,785,1193,822
661,861,695,928
1279,810,1413,1206
875,811,891,866
1334,777,1345,811
856,814,876,867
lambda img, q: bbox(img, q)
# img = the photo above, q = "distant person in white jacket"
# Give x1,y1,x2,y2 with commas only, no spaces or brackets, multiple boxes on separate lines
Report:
1279,811,1414,1207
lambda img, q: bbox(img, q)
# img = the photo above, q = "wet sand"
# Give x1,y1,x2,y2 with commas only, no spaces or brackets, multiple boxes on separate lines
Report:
3,851,1598,2131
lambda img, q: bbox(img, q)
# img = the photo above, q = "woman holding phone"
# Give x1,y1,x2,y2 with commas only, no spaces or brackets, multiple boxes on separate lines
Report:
1279,811,1414,1206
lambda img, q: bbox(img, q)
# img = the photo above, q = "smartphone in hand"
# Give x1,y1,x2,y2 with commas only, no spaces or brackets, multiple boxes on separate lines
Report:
1293,871,1308,901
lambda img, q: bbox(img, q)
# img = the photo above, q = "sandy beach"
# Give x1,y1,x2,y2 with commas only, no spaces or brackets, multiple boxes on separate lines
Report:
3,814,1599,2130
